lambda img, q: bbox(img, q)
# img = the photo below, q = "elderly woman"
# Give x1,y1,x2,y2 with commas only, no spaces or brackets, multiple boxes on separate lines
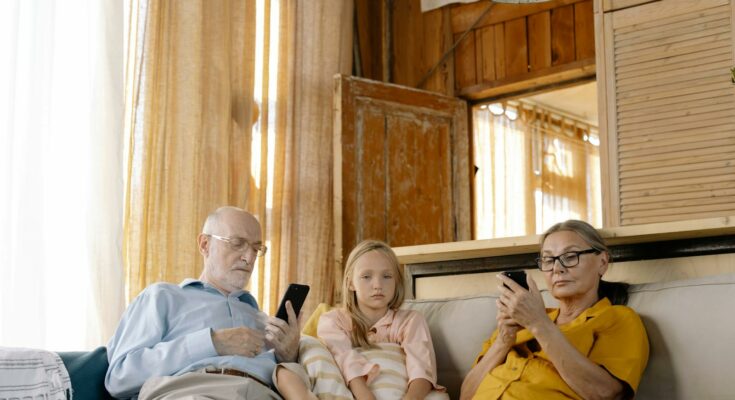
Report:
460,220,649,400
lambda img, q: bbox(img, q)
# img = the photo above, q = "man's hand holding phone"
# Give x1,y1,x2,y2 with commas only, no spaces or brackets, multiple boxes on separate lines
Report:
265,300,300,362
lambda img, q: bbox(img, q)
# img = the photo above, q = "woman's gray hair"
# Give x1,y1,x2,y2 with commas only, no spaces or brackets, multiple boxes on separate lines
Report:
541,220,629,305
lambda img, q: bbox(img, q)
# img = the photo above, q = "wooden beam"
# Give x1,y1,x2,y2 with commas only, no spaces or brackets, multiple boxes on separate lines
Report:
458,57,595,101
394,215,735,264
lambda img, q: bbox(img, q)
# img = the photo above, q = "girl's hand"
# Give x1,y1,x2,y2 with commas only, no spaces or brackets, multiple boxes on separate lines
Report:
496,274,547,331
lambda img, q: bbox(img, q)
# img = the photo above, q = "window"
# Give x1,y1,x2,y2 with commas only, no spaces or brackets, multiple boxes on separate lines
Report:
473,83,601,239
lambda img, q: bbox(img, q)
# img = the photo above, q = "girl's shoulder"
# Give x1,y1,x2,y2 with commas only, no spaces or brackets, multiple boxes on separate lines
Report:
319,307,352,327
393,308,428,326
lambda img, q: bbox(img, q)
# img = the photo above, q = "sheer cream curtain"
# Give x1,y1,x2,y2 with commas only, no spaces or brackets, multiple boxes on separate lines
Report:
124,0,352,317
0,0,125,350
474,103,601,239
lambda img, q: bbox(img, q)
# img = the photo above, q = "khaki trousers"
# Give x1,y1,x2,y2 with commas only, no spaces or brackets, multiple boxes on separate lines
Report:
138,372,282,400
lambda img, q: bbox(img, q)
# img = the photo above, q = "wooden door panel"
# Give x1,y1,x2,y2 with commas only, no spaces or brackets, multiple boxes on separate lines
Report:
334,75,470,267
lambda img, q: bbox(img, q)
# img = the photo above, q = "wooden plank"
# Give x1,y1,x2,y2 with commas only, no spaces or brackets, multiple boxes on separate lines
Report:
393,215,735,264
620,159,735,180
615,35,732,64
616,59,733,91
504,18,529,77
575,1,595,60
619,144,735,167
619,124,735,146
616,24,732,57
620,147,735,173
494,24,506,80
622,195,735,213
355,0,384,81
619,137,735,160
618,97,735,127
601,0,657,12
528,11,552,71
612,0,729,30
617,116,735,139
622,187,735,206
360,104,388,242
617,88,733,113
599,10,620,226
615,12,730,48
615,43,732,76
620,165,735,187
616,80,730,107
622,172,735,192
454,32,476,90
624,202,735,218
618,111,735,136
621,181,735,200
478,25,496,82
451,0,586,34
458,57,595,100
622,210,735,225
474,30,483,84
551,4,576,65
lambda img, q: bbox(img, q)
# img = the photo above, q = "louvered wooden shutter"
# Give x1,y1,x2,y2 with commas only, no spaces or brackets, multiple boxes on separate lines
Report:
597,0,735,225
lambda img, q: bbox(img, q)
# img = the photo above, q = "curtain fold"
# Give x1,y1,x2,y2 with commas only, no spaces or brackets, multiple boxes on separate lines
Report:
124,0,353,318
0,0,124,350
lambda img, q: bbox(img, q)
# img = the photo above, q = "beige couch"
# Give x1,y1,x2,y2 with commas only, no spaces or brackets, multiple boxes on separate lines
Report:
402,273,735,400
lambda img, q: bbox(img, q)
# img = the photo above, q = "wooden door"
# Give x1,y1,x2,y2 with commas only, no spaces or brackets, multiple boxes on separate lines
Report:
596,0,735,226
333,75,471,268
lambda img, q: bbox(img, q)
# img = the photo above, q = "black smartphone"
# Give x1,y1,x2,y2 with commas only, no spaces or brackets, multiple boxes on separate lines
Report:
502,270,529,290
275,283,310,321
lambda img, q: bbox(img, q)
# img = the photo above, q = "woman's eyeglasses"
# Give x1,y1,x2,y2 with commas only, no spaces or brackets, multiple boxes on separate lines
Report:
536,248,600,271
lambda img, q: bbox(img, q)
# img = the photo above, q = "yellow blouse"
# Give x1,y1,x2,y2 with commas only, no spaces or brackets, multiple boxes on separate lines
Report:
472,298,649,400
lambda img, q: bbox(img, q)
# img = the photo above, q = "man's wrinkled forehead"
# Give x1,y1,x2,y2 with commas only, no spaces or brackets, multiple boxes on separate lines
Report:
218,210,262,242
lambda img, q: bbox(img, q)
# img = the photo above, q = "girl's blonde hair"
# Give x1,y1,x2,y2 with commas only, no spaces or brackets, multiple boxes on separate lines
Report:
342,240,405,348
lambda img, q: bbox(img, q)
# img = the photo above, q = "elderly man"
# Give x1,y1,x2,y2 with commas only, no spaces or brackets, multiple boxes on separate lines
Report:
106,206,300,399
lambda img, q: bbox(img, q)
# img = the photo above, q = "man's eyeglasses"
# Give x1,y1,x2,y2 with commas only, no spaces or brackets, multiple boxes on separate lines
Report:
208,234,267,257
536,248,600,272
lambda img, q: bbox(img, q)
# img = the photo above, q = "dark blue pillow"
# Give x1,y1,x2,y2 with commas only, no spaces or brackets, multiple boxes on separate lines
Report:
57,346,113,400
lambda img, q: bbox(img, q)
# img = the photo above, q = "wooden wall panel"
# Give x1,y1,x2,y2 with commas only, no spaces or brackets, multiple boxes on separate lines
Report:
529,12,552,71
575,1,595,59
505,18,529,76
551,4,576,65
391,0,454,95
455,32,476,89
477,26,497,82
355,0,385,81
450,0,595,100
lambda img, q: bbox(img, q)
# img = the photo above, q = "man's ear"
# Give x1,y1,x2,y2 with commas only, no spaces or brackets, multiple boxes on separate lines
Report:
197,234,210,256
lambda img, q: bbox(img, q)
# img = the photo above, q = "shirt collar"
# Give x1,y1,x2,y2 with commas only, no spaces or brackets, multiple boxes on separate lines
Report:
371,308,396,329
180,279,251,301
549,297,612,325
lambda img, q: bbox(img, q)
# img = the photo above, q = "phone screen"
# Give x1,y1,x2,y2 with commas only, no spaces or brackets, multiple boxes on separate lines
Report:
275,283,310,321
502,270,529,290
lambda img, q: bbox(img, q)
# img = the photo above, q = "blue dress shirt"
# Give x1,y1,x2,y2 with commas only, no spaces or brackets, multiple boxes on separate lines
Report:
105,279,277,399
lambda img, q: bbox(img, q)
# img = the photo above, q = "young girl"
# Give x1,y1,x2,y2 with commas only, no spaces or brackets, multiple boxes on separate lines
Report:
277,240,447,400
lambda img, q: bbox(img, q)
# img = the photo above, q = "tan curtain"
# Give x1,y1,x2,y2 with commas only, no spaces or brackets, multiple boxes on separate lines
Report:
124,0,353,318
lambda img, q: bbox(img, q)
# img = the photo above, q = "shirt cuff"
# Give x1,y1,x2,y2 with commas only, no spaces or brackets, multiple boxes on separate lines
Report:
185,327,218,364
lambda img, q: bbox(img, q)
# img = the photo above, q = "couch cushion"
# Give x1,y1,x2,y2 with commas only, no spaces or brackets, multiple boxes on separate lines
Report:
57,346,112,400
401,295,497,398
629,273,735,400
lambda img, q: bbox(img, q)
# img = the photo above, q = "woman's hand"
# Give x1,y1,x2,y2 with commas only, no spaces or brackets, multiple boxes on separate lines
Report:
494,309,521,349
496,274,548,331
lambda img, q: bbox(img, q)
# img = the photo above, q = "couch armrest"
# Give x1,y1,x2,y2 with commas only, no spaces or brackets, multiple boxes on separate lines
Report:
57,346,113,400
